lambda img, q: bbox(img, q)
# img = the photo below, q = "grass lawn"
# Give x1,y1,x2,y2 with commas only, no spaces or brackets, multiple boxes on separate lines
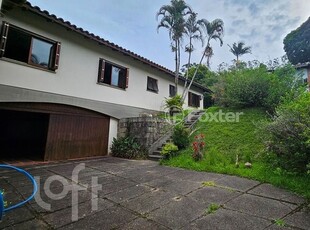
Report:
161,107,310,200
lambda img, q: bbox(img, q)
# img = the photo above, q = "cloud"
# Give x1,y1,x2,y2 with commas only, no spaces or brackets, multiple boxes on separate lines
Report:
248,3,260,15
28,0,310,71
231,19,246,27
239,28,259,40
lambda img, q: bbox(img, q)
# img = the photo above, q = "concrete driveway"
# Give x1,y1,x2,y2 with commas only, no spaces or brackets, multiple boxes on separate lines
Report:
0,157,309,229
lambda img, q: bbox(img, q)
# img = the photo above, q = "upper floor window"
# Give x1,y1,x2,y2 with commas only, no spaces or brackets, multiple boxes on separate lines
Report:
0,22,61,71
147,76,158,93
188,92,201,108
169,84,176,97
98,59,128,89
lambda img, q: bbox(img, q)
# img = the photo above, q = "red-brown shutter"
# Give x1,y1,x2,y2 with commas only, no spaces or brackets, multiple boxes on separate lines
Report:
188,92,192,106
125,68,129,88
98,59,105,83
53,42,61,70
0,22,9,57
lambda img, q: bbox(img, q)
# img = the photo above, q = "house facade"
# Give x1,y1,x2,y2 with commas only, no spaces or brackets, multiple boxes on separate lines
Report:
0,1,208,161
295,62,310,90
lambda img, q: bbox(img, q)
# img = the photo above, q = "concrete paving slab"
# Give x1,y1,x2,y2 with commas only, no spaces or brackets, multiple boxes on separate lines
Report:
29,189,93,214
183,208,271,230
284,210,310,230
188,186,241,204
0,157,307,229
0,205,34,229
265,224,294,230
167,169,225,182
1,189,24,205
225,194,297,220
144,176,176,188
155,179,202,195
122,189,177,214
121,218,169,230
117,168,164,183
98,178,137,196
43,198,114,228
105,184,152,203
248,183,306,205
146,165,183,176
3,219,49,230
148,196,207,229
216,175,260,192
57,205,137,230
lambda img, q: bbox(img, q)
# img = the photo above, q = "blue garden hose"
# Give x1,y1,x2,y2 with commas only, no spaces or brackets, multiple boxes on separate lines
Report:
0,164,38,220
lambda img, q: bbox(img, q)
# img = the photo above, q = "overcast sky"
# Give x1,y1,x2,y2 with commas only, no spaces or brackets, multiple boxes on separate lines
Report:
28,0,309,71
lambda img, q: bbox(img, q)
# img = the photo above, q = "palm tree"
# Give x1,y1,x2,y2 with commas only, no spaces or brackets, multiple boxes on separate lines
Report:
205,19,224,68
228,41,251,65
182,18,224,102
182,12,208,98
157,0,192,93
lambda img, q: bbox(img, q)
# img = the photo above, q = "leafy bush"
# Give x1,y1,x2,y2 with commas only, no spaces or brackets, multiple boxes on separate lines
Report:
111,136,147,159
164,95,184,115
263,90,310,174
172,124,190,149
213,65,301,112
161,142,178,158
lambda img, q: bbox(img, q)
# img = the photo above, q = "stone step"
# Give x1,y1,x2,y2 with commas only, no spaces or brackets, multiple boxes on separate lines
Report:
148,154,163,161
153,151,161,156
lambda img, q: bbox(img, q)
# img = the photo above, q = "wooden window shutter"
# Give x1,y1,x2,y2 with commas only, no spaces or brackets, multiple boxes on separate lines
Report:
125,68,129,88
98,59,105,83
50,42,61,70
188,92,192,106
53,42,61,70
0,22,9,57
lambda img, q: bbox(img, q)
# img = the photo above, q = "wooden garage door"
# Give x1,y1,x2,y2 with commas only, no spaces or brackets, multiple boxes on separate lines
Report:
45,113,109,161
0,103,110,161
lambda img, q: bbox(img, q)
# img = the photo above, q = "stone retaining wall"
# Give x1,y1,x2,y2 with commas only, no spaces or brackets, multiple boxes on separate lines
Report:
118,117,170,148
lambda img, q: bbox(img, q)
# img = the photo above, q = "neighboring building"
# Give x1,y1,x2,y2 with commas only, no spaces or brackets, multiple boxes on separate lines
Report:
295,62,310,89
0,1,208,161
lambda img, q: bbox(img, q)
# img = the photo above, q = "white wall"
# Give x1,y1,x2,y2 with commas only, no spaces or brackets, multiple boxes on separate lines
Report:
296,68,308,82
108,118,118,154
0,7,204,113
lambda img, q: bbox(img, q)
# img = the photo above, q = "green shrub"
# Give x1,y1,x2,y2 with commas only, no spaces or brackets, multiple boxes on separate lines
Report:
172,124,190,149
164,95,184,115
111,136,147,159
213,65,301,112
263,90,310,174
161,142,178,158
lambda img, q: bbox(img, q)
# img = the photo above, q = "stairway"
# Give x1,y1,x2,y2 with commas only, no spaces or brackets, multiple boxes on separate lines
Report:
148,110,205,161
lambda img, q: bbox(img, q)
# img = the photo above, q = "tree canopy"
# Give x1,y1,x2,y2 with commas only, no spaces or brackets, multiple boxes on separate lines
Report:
283,17,310,65
228,41,251,64
157,0,192,93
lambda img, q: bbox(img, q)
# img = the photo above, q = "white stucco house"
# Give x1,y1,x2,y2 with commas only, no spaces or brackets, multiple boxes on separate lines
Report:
0,0,209,161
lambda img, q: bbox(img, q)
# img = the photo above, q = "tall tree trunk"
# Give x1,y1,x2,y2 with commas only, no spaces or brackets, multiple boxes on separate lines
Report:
206,56,210,68
181,46,206,103
181,37,192,99
174,39,178,93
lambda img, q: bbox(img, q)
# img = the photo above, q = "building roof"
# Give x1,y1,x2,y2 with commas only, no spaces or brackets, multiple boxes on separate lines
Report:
294,62,310,69
3,1,210,93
